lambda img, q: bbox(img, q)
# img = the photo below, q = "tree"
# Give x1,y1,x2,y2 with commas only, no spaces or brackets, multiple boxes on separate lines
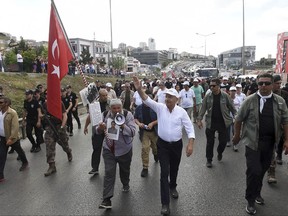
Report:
4,50,17,66
111,57,124,70
22,49,36,72
35,45,48,59
13,36,29,54
79,49,93,64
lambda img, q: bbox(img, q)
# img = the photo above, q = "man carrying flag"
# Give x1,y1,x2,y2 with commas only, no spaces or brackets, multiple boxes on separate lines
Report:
43,0,74,176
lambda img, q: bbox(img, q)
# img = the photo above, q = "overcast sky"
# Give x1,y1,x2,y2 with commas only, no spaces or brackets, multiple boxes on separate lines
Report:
1,0,288,60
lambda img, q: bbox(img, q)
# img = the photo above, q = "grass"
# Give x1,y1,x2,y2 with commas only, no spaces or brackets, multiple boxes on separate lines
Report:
0,72,133,116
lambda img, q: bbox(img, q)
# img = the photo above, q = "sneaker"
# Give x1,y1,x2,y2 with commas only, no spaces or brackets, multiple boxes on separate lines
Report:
206,161,212,168
217,154,222,161
161,204,170,215
30,146,36,153
69,132,73,137
233,145,238,152
246,203,256,215
276,156,283,165
154,154,159,162
19,163,29,171
99,198,112,209
122,185,130,193
141,168,148,177
255,196,264,205
67,151,73,162
34,146,41,153
226,142,231,147
88,169,99,175
170,187,179,199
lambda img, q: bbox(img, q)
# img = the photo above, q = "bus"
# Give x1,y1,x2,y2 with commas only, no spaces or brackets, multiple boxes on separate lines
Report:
196,68,219,78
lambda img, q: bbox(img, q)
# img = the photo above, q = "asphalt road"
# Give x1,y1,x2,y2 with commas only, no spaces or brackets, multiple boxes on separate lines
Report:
1,114,288,216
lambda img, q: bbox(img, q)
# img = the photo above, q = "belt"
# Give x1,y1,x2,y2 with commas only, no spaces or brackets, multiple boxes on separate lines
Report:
159,137,181,144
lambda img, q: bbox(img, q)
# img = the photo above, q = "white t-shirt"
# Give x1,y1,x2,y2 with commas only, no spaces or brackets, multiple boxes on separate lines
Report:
0,111,6,137
179,89,195,108
133,91,143,106
236,92,246,105
17,53,23,63
156,88,167,104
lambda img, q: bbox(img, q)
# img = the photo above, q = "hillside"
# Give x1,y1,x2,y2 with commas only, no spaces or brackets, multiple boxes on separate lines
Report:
0,72,121,116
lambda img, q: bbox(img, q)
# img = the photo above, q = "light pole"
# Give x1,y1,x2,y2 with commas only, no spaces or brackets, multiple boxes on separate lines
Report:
109,0,114,65
242,0,246,75
196,32,215,57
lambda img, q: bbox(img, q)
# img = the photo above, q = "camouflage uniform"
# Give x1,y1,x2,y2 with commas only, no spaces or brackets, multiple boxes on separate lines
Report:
45,124,71,164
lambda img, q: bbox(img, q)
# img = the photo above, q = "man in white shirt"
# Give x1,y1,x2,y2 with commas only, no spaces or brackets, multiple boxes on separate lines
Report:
235,83,246,105
179,81,196,120
105,82,117,100
130,84,147,110
154,82,167,104
0,52,3,72
16,51,23,72
133,76,195,216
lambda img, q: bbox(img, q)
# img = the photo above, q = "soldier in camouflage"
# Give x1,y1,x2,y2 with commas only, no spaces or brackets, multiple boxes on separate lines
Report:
42,101,73,177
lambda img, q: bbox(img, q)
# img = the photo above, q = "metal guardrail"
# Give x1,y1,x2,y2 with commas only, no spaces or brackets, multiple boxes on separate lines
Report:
19,102,86,139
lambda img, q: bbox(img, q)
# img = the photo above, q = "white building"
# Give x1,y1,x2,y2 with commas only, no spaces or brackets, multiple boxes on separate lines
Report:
148,38,156,50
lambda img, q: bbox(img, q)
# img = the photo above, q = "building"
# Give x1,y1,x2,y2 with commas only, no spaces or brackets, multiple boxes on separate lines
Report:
69,38,109,62
139,42,148,50
131,48,168,67
218,46,256,69
275,32,288,74
168,48,178,60
148,38,156,50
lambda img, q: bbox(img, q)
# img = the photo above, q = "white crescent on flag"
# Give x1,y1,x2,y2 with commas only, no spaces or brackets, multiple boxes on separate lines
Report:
51,39,60,78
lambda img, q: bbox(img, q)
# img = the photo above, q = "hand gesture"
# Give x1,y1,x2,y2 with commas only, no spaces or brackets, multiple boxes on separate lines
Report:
84,128,88,135
132,76,142,90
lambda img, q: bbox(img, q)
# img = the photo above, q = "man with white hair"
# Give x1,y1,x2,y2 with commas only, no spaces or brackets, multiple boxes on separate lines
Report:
97,98,136,209
133,76,195,216
106,83,117,100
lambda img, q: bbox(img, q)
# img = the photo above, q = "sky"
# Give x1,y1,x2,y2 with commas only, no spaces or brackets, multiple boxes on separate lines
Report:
1,0,288,60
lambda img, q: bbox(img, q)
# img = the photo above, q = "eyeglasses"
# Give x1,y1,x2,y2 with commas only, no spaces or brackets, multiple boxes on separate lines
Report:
258,81,272,86
210,85,217,88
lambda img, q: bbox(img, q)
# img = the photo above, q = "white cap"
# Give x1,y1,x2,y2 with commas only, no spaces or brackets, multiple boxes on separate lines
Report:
223,77,228,81
143,84,147,87
183,81,190,86
165,88,179,98
229,86,237,91
106,82,112,87
236,84,242,88
193,78,199,82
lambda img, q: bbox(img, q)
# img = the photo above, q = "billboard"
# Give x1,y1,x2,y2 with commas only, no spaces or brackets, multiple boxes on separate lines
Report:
275,32,288,74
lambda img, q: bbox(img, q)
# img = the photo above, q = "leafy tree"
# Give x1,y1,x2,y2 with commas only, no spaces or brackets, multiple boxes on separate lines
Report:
79,49,93,64
111,57,124,70
22,49,36,72
13,36,29,54
35,45,48,59
4,50,17,66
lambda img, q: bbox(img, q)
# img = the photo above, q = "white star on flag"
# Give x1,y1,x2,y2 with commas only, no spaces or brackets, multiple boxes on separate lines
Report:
51,64,60,78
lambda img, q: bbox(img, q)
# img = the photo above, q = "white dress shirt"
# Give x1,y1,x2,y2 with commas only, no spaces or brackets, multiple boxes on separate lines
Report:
144,97,195,142
0,111,6,137
133,91,143,106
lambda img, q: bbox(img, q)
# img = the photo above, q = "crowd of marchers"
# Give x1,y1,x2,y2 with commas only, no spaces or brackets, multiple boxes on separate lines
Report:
0,73,288,216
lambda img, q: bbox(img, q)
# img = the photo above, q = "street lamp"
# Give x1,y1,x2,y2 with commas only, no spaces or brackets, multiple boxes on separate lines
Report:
196,32,215,57
242,0,246,75
109,0,114,65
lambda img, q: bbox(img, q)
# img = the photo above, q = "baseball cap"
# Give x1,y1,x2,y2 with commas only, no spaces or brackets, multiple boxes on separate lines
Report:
66,85,72,89
36,84,43,89
183,81,190,86
25,89,34,95
223,77,228,81
106,82,112,87
229,86,237,91
236,84,242,88
34,88,41,94
165,88,179,98
193,78,199,82
61,87,66,92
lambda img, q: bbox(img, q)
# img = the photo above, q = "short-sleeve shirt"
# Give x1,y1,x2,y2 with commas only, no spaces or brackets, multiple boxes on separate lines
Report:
179,89,195,108
24,99,40,120
191,85,204,105
62,96,71,110
67,92,78,107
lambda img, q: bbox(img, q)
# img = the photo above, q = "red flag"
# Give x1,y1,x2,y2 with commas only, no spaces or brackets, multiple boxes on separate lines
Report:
47,1,74,120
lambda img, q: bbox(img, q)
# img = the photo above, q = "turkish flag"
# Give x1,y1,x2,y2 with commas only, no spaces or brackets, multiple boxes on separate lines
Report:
47,2,74,120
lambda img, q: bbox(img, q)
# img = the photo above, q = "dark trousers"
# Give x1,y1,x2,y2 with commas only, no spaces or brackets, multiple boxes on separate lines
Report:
205,128,227,162
102,148,132,199
67,111,73,133
26,120,44,147
72,108,81,127
0,137,28,179
91,133,104,171
245,145,274,204
18,62,23,72
276,134,284,159
157,137,183,205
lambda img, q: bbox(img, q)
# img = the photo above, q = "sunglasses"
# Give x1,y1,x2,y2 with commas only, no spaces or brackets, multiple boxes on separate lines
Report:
258,81,272,86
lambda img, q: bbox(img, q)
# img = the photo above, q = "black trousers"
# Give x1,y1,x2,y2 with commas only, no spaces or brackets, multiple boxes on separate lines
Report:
26,120,44,147
205,127,227,162
276,134,284,159
72,108,81,127
157,137,183,205
245,145,274,204
91,133,104,171
66,111,73,133
0,137,28,179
